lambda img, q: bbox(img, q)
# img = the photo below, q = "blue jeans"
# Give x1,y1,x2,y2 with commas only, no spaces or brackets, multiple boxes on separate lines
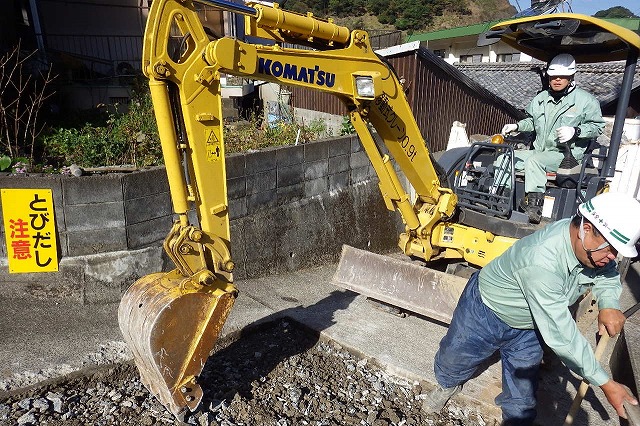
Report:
434,273,543,425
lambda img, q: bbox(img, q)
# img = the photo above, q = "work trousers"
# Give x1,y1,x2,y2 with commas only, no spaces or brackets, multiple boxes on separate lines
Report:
434,273,544,425
495,149,564,193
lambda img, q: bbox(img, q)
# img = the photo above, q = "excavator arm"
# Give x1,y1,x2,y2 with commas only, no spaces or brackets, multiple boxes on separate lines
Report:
141,0,476,260
119,0,515,418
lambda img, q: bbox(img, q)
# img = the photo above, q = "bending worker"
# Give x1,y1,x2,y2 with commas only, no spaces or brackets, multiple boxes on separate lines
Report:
422,192,640,425
501,53,604,223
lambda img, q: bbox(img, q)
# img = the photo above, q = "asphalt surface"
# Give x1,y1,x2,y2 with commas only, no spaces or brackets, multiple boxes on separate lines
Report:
1,258,640,425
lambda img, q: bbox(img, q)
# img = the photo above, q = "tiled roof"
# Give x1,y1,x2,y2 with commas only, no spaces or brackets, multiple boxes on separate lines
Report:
454,61,640,111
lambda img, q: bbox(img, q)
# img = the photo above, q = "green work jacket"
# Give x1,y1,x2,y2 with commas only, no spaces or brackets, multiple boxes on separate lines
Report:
517,87,605,160
478,219,620,386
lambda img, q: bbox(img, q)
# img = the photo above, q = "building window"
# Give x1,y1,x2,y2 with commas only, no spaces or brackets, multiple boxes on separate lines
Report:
433,49,446,58
110,97,130,105
497,53,520,62
17,0,30,26
460,54,482,63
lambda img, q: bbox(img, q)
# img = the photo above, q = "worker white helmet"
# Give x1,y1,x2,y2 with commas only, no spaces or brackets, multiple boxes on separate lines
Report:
578,192,640,258
547,53,576,76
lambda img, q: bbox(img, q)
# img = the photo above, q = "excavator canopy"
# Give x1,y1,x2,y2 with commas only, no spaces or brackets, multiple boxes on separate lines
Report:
487,13,640,62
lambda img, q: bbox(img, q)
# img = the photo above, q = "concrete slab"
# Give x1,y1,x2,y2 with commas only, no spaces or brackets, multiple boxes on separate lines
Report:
0,296,123,385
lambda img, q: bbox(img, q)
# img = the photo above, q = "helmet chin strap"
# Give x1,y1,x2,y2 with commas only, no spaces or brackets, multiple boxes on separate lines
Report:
579,217,599,268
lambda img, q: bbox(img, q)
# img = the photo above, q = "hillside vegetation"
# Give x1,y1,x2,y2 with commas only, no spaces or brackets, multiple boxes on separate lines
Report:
594,6,638,18
278,0,516,32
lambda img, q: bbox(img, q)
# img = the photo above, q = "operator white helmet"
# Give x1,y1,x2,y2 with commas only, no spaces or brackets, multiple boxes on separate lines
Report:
547,53,576,76
578,192,640,258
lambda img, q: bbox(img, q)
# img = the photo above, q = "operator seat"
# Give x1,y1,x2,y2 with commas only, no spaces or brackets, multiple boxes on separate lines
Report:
554,139,605,189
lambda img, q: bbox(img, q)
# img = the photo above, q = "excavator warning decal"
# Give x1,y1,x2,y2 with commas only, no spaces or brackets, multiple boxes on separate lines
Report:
442,226,454,243
206,129,222,162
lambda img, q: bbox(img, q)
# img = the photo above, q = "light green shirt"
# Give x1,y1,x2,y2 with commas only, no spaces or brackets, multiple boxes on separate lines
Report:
478,219,621,386
517,87,605,161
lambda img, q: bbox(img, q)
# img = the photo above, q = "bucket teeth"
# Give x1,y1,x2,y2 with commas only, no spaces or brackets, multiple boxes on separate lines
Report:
118,270,237,417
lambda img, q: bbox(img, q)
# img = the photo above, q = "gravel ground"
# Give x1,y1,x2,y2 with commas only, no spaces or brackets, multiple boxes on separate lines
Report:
0,319,490,426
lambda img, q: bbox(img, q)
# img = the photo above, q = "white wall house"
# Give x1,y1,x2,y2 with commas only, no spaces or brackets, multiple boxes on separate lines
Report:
407,17,640,65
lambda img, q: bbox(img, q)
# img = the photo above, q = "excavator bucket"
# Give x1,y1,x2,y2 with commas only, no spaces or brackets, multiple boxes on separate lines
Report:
118,269,237,419
332,245,468,324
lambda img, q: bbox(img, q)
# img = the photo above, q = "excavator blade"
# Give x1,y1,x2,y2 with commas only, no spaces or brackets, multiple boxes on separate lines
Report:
118,269,237,419
332,245,468,324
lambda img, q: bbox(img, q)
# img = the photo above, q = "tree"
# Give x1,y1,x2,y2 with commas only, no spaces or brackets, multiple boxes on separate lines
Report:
285,0,476,30
593,6,638,18
367,0,389,16
0,43,56,166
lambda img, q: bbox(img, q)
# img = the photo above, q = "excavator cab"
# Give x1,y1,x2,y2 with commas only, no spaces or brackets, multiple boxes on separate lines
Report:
448,132,606,227
444,14,640,239
118,0,640,419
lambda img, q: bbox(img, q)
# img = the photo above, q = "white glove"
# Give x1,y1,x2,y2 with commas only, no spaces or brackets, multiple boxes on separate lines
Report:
556,126,576,143
501,123,518,135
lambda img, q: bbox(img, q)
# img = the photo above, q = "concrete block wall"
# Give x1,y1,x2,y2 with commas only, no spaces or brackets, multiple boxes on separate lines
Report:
0,135,402,303
224,135,399,281
0,167,173,259
226,135,374,219
0,167,174,303
122,168,173,249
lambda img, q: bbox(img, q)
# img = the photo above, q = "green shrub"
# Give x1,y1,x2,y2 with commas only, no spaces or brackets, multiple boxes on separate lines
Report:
340,115,356,135
0,155,11,171
43,87,162,168
42,84,327,170
221,113,327,154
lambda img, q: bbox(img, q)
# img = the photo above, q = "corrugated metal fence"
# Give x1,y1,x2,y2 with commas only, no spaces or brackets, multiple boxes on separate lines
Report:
290,46,524,152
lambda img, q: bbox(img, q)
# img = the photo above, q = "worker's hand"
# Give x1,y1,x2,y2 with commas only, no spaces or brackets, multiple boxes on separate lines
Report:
601,380,638,419
598,308,626,336
556,126,576,142
501,123,518,135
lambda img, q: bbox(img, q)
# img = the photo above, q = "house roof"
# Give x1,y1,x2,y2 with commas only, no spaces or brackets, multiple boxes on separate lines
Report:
454,61,640,111
602,17,640,32
407,17,640,43
406,21,501,42
378,42,524,119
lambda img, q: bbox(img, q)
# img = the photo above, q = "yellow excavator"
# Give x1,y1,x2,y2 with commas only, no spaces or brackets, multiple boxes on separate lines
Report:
118,0,640,418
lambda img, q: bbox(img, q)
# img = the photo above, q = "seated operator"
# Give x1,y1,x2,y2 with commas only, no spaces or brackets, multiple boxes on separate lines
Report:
500,53,605,223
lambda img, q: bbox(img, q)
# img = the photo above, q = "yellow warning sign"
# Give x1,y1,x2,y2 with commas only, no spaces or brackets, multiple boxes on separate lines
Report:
1,188,59,273
205,129,222,162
